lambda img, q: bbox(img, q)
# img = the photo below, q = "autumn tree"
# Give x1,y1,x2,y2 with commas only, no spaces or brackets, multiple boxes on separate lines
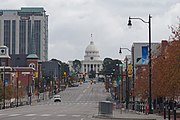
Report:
134,65,148,101
163,40,180,98
152,18,180,100
5,82,14,100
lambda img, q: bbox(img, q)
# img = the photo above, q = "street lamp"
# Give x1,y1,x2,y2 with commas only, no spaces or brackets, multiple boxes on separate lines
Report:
119,47,134,110
119,47,131,53
128,14,152,114
3,66,5,109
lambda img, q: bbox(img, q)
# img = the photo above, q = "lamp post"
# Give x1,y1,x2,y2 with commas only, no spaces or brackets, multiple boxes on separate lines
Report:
3,66,5,109
119,48,132,110
128,14,152,114
119,47,135,110
16,71,19,107
125,56,129,110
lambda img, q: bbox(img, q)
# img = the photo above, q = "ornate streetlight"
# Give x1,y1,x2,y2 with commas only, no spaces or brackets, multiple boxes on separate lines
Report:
119,47,134,110
128,14,152,114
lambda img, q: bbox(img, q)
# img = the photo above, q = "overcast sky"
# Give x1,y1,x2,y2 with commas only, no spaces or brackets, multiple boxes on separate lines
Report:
1,0,180,62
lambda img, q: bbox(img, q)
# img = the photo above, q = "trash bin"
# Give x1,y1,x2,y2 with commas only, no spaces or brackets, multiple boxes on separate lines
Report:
10,102,14,108
99,101,113,115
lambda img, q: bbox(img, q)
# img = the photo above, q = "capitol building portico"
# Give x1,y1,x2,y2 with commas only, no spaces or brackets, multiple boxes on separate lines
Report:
68,41,103,78
82,41,103,75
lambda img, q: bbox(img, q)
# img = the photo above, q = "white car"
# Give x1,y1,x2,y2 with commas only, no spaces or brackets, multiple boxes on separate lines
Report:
53,94,61,102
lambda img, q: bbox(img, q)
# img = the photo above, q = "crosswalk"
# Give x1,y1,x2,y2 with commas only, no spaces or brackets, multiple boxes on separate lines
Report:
0,113,87,117
39,101,99,106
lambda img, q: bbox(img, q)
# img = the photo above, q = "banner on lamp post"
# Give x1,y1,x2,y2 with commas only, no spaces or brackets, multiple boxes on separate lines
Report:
142,46,148,64
5,79,8,87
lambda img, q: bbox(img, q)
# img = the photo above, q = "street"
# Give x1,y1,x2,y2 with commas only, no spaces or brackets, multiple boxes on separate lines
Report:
0,81,109,120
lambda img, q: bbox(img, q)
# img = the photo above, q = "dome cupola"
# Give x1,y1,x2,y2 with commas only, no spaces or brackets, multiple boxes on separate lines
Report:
84,41,100,61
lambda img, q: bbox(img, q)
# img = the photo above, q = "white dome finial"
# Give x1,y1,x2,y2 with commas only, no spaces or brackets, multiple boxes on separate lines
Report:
91,33,93,41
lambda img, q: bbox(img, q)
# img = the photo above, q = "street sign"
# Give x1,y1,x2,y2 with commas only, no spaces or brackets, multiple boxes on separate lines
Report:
116,79,119,87
5,79,8,87
22,72,30,75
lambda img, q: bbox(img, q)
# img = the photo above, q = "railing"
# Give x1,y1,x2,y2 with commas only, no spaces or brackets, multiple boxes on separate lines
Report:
0,91,52,110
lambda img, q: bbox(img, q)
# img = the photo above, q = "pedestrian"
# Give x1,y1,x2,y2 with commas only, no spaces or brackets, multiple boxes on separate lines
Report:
145,102,149,115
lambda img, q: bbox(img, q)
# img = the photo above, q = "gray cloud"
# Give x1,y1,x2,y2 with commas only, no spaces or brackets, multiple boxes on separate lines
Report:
0,0,179,62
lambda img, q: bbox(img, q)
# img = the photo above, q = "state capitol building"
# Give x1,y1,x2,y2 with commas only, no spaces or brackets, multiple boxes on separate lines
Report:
68,41,103,78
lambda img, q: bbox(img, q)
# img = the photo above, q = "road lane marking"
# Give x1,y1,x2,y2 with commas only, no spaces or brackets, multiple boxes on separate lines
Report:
72,115,81,117
40,114,51,116
57,114,66,116
24,114,36,116
0,114,6,116
9,114,21,116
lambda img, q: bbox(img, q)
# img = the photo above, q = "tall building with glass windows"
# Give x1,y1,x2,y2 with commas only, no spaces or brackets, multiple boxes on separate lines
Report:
0,7,48,61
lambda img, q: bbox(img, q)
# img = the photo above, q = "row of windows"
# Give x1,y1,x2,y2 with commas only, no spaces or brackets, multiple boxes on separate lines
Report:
84,69,100,73
19,20,26,54
12,20,16,54
84,64,100,68
3,20,41,57
4,20,11,49
86,51,99,54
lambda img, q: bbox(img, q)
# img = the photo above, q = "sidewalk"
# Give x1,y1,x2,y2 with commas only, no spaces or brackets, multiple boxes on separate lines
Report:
93,109,164,120
114,109,164,120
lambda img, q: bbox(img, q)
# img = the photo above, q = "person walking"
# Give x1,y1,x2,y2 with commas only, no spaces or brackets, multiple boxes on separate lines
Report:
145,102,149,115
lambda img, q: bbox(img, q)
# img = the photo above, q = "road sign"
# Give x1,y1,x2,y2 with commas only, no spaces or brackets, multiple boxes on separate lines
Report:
5,79,8,87
116,79,119,87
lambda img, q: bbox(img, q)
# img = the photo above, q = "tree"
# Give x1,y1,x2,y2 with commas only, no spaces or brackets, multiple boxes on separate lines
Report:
5,82,13,100
102,58,113,75
134,65,148,101
152,19,180,100
89,70,96,79
72,59,81,73
163,40,180,98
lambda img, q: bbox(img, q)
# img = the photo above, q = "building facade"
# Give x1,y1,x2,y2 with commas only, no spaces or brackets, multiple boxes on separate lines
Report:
0,7,48,61
132,42,159,66
69,41,103,78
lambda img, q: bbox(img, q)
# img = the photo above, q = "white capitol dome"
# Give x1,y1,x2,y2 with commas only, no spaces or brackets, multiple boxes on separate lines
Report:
84,41,100,61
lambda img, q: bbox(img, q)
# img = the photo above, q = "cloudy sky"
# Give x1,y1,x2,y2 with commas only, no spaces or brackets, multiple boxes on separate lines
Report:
1,0,180,62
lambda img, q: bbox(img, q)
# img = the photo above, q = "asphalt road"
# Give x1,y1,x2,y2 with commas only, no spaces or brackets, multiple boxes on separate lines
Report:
0,81,109,120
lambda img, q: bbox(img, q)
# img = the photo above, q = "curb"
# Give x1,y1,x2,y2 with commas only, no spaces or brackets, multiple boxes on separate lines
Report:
92,114,156,120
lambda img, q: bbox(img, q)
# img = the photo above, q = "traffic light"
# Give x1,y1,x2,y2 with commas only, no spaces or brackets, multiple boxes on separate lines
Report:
64,72,67,76
113,80,116,87
128,64,132,77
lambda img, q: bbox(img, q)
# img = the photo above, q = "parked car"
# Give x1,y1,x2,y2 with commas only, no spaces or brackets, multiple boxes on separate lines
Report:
53,95,61,102
72,83,79,87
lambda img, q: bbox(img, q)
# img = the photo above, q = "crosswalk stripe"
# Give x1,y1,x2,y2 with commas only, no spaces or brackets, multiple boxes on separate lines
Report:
9,114,21,116
0,114,6,116
72,115,81,117
24,114,36,116
57,114,66,116
40,114,51,116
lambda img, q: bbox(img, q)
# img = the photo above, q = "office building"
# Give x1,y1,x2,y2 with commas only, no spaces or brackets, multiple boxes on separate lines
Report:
0,7,48,61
